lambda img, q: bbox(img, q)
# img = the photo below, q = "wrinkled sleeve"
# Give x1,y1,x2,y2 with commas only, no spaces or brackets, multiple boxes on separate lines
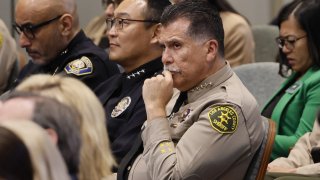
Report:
141,105,256,179
269,132,313,169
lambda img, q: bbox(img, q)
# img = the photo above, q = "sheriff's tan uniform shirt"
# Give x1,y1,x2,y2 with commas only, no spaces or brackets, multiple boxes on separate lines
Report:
129,62,264,180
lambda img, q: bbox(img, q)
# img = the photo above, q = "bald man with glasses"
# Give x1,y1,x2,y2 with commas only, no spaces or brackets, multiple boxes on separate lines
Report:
13,0,119,91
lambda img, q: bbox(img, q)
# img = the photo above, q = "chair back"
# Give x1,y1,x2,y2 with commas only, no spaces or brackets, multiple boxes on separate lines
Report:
252,25,279,62
244,117,276,180
233,62,285,107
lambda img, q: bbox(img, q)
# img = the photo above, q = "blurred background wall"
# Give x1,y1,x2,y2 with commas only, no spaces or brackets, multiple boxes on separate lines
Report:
1,0,294,37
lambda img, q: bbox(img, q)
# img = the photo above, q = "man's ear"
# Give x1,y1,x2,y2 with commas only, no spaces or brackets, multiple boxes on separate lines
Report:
45,128,58,145
59,14,73,36
206,39,219,62
150,23,161,44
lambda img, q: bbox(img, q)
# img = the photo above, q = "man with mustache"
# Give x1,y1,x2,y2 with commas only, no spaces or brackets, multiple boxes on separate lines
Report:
94,0,171,171
13,0,119,90
124,0,264,179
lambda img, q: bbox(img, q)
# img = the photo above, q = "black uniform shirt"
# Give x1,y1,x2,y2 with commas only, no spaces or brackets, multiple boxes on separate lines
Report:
95,57,163,165
15,30,119,90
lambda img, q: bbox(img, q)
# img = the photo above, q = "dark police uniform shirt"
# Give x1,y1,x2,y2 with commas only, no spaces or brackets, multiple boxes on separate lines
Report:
15,30,119,90
94,57,163,165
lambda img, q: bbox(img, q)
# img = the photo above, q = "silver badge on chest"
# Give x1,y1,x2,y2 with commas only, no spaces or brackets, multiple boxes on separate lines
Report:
111,96,132,118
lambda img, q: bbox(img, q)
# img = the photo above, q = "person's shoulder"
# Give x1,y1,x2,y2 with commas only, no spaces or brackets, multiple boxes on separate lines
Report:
220,11,251,34
94,73,122,101
220,11,248,25
19,60,38,74
84,15,107,41
84,15,106,34
304,67,320,85
95,73,121,91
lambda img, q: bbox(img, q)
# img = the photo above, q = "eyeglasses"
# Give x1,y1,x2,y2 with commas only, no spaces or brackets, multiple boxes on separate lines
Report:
13,15,62,39
275,35,306,50
106,17,159,31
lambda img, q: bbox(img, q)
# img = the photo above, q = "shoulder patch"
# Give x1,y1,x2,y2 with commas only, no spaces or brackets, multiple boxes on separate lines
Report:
64,56,93,76
0,32,3,48
208,105,238,134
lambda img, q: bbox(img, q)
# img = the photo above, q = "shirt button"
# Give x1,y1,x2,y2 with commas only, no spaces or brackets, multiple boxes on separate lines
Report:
170,123,178,128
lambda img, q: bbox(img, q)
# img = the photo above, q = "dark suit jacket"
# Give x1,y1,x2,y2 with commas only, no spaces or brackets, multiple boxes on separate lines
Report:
94,57,163,166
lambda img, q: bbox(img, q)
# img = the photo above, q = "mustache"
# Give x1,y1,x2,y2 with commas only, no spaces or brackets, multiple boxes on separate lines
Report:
26,48,37,54
164,65,181,73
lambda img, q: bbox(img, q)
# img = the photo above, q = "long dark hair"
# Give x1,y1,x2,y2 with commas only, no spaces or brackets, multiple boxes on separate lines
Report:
277,0,320,77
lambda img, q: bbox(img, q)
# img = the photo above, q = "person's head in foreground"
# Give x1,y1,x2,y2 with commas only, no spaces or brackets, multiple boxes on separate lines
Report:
0,120,69,180
15,74,115,180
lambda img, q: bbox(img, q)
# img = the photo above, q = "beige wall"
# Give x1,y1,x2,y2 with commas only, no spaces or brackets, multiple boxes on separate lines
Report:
0,0,14,35
1,0,293,36
228,0,270,25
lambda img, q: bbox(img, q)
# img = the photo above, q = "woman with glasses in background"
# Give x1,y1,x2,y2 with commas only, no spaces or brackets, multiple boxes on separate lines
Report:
261,0,320,161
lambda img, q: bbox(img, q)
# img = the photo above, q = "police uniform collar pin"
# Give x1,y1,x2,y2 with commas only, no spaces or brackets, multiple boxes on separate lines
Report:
189,82,213,92
126,69,146,79
60,49,68,56
111,96,131,118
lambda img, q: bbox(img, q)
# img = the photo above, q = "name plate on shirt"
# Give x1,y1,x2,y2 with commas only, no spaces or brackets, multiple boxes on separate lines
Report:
285,81,302,94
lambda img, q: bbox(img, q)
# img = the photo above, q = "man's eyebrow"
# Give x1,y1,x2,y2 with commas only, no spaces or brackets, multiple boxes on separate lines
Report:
15,21,33,26
163,37,182,44
114,12,130,18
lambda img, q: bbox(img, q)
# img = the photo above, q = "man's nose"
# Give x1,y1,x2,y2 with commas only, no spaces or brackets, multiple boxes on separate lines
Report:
162,48,174,64
19,33,32,48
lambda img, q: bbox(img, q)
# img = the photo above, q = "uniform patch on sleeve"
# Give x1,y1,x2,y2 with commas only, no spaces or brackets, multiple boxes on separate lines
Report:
0,32,3,48
64,56,93,76
158,141,173,154
208,105,238,134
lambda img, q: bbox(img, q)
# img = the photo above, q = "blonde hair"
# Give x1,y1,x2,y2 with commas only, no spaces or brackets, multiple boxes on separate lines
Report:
16,74,115,180
0,19,17,93
0,120,69,180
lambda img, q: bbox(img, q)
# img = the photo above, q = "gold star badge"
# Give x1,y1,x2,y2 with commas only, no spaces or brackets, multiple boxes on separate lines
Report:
208,105,238,134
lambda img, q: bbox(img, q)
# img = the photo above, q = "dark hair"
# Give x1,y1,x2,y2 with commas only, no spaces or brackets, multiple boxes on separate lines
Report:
161,0,225,56
3,91,81,176
277,0,320,77
143,0,171,28
0,127,33,180
32,96,81,175
271,0,300,26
